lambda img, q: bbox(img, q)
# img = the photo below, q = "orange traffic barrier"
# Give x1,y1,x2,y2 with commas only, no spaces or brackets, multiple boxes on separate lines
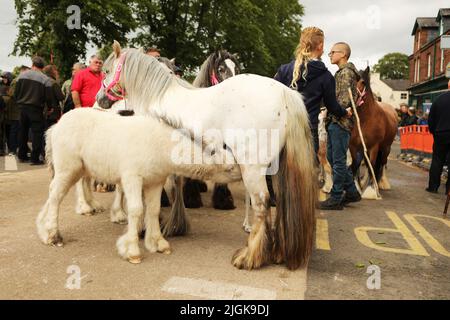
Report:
399,127,407,152
399,125,434,157
422,126,434,156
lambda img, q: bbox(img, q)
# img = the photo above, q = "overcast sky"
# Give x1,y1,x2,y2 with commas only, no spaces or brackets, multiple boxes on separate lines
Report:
0,0,449,74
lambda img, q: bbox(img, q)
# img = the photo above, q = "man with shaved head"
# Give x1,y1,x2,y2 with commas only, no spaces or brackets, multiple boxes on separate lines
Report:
320,42,361,210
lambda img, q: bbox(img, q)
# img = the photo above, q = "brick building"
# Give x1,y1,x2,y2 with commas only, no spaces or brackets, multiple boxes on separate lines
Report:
408,8,450,112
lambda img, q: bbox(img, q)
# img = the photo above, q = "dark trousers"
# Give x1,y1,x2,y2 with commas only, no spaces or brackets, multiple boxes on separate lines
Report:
18,105,45,162
327,122,358,201
5,120,20,154
0,113,5,153
428,135,450,193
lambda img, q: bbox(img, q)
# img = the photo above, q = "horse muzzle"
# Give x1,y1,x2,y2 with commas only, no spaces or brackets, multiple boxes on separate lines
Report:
96,88,115,110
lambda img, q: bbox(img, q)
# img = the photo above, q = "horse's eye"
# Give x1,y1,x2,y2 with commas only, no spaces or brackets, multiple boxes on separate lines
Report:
218,66,225,72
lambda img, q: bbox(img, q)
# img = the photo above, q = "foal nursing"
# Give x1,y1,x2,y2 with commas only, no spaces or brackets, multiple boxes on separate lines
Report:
36,108,241,263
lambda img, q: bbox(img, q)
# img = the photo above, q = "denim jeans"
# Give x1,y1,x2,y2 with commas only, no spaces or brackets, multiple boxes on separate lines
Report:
327,122,358,201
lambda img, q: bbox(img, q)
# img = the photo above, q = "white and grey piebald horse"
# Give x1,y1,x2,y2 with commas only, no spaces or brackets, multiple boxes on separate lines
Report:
37,108,241,263
184,49,241,211
96,41,317,270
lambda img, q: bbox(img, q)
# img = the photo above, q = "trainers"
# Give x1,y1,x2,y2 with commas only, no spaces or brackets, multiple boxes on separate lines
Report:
319,197,343,210
342,192,362,206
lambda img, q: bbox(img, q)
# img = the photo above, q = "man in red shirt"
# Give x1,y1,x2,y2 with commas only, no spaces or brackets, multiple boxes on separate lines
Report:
71,55,104,108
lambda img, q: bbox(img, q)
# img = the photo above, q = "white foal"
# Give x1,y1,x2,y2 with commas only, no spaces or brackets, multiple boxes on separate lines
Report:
37,108,241,263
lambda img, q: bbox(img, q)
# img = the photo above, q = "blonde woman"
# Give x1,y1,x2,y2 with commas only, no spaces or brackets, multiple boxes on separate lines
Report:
274,27,351,153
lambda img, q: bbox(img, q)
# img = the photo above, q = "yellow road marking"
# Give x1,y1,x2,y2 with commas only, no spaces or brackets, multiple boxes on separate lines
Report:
404,214,450,258
316,219,331,250
354,211,429,256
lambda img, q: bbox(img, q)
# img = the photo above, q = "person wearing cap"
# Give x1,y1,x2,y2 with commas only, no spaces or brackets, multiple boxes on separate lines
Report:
14,56,55,165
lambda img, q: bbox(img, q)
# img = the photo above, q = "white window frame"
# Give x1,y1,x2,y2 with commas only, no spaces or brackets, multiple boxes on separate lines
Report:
427,54,431,78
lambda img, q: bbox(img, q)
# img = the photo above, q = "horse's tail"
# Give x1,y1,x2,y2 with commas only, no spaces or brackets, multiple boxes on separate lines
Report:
45,127,55,178
161,176,190,237
273,88,317,270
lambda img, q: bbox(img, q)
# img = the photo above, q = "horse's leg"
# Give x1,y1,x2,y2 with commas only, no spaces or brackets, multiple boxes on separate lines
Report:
82,176,105,213
75,177,95,216
143,184,171,254
37,171,80,246
183,177,203,208
110,184,127,224
322,159,333,193
232,165,271,270
360,146,381,199
212,183,236,210
242,192,252,233
116,177,144,263
378,147,392,190
164,175,176,204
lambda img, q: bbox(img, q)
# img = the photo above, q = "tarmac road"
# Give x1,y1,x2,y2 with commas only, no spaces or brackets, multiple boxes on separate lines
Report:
0,142,449,300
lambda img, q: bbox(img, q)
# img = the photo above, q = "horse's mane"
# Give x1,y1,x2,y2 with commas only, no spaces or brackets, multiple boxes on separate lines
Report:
193,50,239,88
105,48,194,113
360,69,373,95
192,55,213,88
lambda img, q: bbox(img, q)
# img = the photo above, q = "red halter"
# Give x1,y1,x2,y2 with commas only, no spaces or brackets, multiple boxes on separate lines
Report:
103,53,127,101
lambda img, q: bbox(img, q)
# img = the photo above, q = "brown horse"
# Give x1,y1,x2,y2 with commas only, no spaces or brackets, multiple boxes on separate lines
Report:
350,67,398,193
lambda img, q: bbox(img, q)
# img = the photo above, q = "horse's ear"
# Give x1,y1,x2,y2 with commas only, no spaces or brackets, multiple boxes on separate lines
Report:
138,47,144,54
170,58,176,64
365,66,370,74
112,40,122,58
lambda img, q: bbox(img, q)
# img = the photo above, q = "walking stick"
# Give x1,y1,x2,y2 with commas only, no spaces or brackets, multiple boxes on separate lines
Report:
444,190,450,217
348,88,381,200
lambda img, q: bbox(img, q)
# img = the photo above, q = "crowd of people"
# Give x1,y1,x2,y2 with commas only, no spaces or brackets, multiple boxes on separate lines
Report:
1,32,448,200
398,103,429,127
0,46,175,165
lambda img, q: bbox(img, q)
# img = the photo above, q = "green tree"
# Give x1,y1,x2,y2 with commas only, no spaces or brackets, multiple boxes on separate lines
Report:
133,0,303,76
12,0,303,79
13,0,137,80
373,53,409,80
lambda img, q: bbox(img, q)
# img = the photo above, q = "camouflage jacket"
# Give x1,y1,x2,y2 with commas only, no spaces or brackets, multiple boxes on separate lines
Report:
326,62,359,132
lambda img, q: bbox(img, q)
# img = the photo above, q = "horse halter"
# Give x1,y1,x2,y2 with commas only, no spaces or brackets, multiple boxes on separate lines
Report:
210,71,220,86
356,86,366,107
103,53,127,101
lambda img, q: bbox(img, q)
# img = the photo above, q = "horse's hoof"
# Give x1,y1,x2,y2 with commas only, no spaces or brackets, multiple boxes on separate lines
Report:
128,256,142,264
163,250,172,255
243,225,252,234
48,233,64,247
231,247,249,269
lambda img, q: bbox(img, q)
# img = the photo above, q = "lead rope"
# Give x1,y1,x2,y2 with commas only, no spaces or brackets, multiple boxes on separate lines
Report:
348,87,381,200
